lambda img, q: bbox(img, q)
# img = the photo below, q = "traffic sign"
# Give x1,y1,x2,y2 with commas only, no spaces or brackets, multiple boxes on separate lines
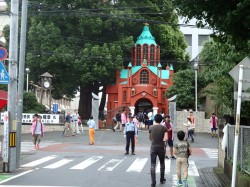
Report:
0,61,10,84
0,47,8,61
52,103,58,113
234,91,250,101
229,57,250,91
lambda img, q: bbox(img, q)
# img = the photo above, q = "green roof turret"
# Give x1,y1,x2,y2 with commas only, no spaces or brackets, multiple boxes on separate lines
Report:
135,23,157,46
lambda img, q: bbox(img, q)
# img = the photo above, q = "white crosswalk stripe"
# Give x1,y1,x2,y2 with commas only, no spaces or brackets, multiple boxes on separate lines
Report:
21,155,200,177
70,156,103,170
188,160,199,176
201,148,218,159
0,141,58,153
98,158,124,171
43,159,73,169
126,157,147,172
21,155,57,167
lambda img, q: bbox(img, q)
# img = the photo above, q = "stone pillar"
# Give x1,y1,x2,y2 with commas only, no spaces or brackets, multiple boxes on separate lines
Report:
153,107,158,116
129,106,135,116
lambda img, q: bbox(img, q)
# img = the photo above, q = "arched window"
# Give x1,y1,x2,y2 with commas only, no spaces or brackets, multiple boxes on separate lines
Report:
162,91,165,103
140,70,149,84
143,45,148,60
150,45,155,65
136,45,141,65
123,91,127,102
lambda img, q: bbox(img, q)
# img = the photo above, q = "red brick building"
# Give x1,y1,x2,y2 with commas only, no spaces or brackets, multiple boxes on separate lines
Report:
106,24,174,123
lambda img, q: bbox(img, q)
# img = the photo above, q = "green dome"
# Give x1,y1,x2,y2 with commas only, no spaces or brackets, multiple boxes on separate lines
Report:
135,25,157,46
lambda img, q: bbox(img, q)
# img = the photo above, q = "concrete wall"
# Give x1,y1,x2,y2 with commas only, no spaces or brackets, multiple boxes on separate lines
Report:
0,124,65,136
174,111,211,133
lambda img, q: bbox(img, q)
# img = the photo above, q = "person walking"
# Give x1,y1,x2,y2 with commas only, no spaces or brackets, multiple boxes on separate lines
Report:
72,110,80,134
31,115,45,150
174,130,192,187
87,116,96,145
185,117,194,143
137,111,144,130
188,111,195,135
64,112,74,137
162,115,175,159
121,110,127,132
113,110,122,132
210,113,218,138
149,114,168,187
124,116,137,155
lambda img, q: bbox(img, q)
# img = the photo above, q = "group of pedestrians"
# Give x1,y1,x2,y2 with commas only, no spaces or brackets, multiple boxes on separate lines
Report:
64,110,83,137
149,113,192,187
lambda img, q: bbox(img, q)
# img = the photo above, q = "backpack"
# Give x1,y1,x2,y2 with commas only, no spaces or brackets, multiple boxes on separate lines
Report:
138,113,144,122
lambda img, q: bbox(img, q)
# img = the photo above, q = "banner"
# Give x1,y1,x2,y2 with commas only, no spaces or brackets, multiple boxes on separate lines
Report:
1,113,61,124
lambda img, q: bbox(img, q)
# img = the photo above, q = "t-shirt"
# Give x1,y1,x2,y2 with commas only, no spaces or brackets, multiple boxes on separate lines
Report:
34,122,42,135
174,141,190,158
149,125,167,148
116,113,121,122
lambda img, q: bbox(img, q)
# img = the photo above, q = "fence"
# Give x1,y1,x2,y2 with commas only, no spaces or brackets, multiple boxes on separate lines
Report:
227,124,250,175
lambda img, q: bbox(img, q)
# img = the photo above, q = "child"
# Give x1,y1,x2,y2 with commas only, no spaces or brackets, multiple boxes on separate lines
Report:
31,115,45,150
174,130,192,187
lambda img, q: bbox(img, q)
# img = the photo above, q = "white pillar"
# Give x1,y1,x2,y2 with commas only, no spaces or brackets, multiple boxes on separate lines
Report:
129,106,135,116
152,107,158,116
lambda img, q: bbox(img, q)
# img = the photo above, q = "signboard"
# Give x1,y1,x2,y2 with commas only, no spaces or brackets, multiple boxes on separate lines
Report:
0,47,8,61
234,92,250,101
169,102,176,132
0,61,10,84
2,111,9,162
0,113,60,124
92,99,99,130
52,103,58,113
229,57,250,91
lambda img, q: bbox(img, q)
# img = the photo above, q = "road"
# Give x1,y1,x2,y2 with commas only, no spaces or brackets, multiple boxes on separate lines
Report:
0,129,218,187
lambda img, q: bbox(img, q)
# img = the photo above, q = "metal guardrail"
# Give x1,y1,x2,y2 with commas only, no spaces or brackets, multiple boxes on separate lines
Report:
227,125,250,175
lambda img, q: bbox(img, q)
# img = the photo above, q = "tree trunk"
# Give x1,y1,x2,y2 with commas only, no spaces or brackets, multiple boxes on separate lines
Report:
78,84,93,120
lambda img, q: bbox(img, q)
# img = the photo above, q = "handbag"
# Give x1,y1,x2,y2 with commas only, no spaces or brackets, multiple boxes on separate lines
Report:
186,141,191,157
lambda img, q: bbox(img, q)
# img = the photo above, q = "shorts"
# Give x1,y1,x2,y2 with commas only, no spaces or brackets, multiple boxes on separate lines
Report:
122,124,125,127
176,157,188,174
168,139,173,147
211,127,217,132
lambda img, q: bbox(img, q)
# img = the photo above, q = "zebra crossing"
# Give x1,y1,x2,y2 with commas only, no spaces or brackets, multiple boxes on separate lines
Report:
21,155,200,177
201,148,218,159
0,141,59,153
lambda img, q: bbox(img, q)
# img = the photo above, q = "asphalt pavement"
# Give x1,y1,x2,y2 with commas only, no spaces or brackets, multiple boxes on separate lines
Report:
0,127,230,187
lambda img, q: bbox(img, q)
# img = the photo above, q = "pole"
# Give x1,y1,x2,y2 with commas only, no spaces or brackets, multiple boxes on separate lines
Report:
16,0,28,169
231,65,244,187
26,72,28,92
6,0,19,172
195,68,198,112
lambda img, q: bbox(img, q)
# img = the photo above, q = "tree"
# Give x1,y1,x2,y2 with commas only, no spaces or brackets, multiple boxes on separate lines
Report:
199,40,248,116
4,0,189,119
173,0,250,52
166,69,204,110
23,92,47,113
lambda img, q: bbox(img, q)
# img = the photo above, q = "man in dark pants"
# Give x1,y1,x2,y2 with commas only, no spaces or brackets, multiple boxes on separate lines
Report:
124,116,137,155
149,114,168,187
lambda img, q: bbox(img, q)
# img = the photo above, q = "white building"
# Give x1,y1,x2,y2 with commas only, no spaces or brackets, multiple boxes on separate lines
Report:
179,18,213,60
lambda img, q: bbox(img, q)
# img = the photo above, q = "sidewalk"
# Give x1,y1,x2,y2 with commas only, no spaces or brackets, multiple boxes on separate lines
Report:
199,167,231,187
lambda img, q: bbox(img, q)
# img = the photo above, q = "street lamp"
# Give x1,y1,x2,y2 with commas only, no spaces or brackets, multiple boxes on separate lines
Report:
25,68,30,92
193,62,199,112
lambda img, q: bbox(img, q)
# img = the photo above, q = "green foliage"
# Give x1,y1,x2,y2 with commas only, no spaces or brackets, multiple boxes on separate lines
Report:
4,0,189,116
23,92,47,113
167,69,204,109
199,40,247,116
173,0,250,52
